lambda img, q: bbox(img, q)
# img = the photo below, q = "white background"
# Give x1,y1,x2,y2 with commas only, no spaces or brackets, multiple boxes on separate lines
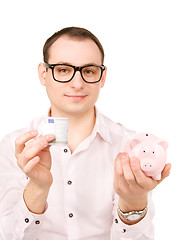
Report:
0,0,180,239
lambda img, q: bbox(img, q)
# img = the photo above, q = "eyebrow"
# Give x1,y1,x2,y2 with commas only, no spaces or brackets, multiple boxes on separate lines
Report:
51,61,102,66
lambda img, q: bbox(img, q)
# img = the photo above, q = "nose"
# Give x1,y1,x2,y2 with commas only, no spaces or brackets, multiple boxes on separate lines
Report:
69,71,84,89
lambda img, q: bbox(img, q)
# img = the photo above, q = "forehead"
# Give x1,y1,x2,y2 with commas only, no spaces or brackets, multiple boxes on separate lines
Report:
48,36,102,65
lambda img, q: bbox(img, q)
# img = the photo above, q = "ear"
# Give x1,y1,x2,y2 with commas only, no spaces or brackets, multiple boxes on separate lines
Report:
157,140,168,150
100,66,107,88
38,62,47,86
129,138,141,150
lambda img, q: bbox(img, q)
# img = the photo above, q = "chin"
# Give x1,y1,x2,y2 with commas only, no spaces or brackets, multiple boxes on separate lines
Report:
64,104,94,117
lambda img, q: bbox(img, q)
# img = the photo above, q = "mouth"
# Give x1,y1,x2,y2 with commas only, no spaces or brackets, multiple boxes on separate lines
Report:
64,94,88,101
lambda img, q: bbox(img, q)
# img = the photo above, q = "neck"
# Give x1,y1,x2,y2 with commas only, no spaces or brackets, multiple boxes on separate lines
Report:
50,107,96,153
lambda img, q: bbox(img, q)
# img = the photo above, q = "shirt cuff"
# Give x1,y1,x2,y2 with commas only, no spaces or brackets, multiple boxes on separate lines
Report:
12,194,47,239
111,194,155,239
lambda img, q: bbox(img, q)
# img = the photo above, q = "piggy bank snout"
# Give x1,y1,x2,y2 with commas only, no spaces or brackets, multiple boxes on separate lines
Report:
140,158,154,171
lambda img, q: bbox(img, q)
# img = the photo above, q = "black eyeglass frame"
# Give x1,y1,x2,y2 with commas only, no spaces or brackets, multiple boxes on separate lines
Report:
44,63,105,84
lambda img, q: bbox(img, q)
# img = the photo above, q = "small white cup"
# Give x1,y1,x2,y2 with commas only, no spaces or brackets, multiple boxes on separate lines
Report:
41,117,68,145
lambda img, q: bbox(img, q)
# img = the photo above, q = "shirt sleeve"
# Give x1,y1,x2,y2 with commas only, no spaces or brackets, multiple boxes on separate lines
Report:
0,133,45,240
110,192,155,240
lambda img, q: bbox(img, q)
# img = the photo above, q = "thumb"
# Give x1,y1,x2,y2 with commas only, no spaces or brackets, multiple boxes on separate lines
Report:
159,163,171,183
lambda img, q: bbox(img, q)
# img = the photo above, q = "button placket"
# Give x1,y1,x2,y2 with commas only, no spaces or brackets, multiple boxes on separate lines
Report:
66,178,74,220
61,147,79,238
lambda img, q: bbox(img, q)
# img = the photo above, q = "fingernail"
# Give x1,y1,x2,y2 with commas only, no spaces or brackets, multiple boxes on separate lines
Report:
120,152,129,159
45,134,55,141
31,130,38,136
40,141,48,147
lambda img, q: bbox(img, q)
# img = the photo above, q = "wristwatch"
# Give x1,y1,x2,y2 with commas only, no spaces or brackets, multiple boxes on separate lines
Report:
117,204,148,221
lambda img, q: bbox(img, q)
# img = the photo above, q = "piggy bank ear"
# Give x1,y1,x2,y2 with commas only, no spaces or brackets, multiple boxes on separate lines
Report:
157,140,168,150
129,138,141,150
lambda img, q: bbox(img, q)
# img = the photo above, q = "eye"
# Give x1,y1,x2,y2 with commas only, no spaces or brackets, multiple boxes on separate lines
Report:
55,65,72,74
83,66,99,76
143,150,146,153
58,68,68,73
84,69,95,75
153,151,155,154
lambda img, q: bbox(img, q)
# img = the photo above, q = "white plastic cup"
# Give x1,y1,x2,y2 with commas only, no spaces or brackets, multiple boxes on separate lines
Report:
41,117,68,145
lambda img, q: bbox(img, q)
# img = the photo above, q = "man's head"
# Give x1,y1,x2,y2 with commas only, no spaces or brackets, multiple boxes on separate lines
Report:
38,27,107,118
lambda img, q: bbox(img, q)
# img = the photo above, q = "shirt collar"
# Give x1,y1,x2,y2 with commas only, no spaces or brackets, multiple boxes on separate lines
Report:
94,107,113,144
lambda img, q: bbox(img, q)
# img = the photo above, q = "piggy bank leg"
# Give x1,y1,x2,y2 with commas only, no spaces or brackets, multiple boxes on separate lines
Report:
153,174,162,181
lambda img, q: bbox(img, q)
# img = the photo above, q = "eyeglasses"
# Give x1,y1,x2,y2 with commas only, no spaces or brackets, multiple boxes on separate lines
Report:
44,63,105,84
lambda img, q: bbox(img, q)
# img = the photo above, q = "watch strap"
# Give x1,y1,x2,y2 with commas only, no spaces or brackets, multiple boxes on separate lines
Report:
117,204,148,221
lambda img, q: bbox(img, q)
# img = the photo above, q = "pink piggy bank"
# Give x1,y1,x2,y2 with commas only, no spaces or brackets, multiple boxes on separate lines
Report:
124,133,168,180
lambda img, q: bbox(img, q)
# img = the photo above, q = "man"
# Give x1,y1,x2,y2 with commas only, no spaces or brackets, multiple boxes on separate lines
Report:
0,27,171,240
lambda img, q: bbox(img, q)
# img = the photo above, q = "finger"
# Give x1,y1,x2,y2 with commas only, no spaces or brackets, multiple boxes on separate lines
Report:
130,157,157,190
15,130,38,156
22,135,54,166
114,153,130,188
24,133,55,150
23,156,40,174
120,152,136,185
42,145,51,152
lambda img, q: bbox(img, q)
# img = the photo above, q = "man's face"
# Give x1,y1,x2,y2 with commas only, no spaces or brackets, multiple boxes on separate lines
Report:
39,35,106,117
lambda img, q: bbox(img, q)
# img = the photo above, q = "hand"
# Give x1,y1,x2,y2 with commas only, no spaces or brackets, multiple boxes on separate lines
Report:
15,130,55,188
114,152,171,212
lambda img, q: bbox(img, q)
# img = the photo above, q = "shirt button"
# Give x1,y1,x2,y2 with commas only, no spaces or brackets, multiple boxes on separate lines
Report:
69,213,73,218
64,148,68,153
67,180,72,185
115,218,118,223
25,218,29,223
35,220,40,224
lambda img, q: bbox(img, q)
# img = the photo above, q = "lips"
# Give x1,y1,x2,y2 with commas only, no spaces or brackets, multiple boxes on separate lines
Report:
64,94,87,101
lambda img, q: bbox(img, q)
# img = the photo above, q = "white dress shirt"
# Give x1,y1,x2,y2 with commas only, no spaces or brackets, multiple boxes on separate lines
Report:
0,108,154,240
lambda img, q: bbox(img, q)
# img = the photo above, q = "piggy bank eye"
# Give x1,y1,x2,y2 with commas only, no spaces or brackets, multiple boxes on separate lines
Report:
153,151,155,154
143,150,146,153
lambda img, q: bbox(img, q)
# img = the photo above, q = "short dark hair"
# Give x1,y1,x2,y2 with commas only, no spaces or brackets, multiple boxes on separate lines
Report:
43,27,104,64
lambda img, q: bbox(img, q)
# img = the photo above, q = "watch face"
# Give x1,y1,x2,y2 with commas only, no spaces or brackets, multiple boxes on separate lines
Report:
127,214,142,221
